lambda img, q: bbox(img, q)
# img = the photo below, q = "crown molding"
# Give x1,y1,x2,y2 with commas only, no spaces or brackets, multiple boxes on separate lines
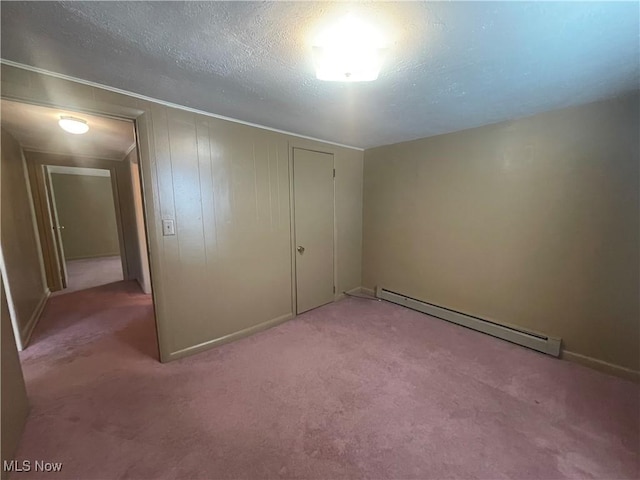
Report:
0,59,364,152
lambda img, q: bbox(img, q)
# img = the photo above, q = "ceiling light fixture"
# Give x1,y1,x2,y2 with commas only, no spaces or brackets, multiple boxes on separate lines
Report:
312,15,387,82
58,116,89,134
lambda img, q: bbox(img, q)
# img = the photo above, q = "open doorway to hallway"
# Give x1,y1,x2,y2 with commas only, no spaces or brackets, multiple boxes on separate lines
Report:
48,166,124,294
0,98,156,356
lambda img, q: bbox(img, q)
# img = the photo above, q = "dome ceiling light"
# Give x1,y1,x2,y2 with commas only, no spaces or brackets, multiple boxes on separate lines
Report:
58,116,89,134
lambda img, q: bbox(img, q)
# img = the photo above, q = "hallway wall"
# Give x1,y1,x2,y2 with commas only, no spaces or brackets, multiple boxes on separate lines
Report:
117,148,151,294
0,270,29,478
0,128,48,348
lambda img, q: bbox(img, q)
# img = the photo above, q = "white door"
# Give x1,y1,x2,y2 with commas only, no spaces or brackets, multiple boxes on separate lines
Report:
293,148,334,314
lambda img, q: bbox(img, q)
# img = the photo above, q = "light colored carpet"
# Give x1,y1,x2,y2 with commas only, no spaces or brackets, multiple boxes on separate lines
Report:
56,256,124,294
16,282,639,479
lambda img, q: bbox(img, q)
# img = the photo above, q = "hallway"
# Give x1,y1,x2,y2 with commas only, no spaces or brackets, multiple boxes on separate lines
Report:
56,256,124,295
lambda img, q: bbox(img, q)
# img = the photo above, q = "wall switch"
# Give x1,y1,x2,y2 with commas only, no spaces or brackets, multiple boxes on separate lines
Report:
162,219,175,236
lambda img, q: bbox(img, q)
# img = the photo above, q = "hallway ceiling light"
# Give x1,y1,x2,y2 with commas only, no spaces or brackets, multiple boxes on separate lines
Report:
312,15,387,82
58,116,89,134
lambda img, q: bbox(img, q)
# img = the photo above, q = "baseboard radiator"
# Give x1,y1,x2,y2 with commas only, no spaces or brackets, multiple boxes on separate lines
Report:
375,287,561,357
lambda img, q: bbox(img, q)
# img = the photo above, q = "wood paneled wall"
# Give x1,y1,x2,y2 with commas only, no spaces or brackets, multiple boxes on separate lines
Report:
1,64,364,361
146,107,294,356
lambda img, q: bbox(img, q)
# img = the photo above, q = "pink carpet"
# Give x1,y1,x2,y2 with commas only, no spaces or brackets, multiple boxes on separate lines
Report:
54,256,124,295
15,282,639,479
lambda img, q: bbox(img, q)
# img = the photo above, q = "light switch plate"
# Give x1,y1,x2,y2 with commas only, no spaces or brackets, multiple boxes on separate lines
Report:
162,219,175,236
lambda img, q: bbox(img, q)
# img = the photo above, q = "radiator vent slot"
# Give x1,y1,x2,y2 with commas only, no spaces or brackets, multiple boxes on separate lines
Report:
375,287,561,357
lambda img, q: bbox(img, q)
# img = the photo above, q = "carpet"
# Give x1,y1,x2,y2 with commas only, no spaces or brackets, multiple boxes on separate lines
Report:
14,281,639,479
54,256,124,295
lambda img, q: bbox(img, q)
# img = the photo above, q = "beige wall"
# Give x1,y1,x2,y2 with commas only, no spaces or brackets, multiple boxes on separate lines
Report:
113,148,150,290
118,148,152,293
363,94,639,374
333,144,364,296
1,65,364,362
1,277,29,477
0,128,48,348
51,173,120,260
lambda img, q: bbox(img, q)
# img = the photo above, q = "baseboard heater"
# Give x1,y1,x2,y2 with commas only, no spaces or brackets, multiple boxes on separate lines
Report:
375,287,562,357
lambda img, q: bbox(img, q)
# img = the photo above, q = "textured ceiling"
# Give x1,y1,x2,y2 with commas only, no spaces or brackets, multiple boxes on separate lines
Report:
1,100,135,160
1,1,638,149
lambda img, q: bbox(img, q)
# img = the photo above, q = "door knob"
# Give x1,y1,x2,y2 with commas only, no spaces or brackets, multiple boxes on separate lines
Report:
297,246,305,254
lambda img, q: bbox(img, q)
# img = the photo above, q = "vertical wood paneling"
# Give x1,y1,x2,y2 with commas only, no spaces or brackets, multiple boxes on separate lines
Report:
195,118,217,263
0,65,365,362
168,111,205,266
149,105,182,353
157,113,295,352
151,106,175,224
167,111,210,348
136,110,170,356
231,130,256,232
212,121,235,260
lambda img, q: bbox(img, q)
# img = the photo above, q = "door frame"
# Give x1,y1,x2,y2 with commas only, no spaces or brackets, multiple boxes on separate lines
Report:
26,151,130,292
0,83,162,362
288,146,337,315
43,165,69,288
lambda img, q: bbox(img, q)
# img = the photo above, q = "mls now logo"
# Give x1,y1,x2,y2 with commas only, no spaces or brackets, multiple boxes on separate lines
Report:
3,460,63,473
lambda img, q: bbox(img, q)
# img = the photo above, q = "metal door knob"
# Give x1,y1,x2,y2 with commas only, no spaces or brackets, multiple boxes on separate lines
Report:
297,246,305,254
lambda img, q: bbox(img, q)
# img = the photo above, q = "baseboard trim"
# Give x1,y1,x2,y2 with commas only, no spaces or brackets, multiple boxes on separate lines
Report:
335,286,365,301
168,286,371,361
360,287,375,297
20,289,50,349
164,312,294,362
562,350,639,383
135,278,152,295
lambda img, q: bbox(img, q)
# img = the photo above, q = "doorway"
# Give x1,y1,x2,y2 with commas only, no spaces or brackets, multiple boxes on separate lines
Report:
0,98,156,354
47,166,124,293
293,148,335,314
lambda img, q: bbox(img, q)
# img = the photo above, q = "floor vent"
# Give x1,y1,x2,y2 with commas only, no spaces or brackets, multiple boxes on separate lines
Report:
375,287,561,357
